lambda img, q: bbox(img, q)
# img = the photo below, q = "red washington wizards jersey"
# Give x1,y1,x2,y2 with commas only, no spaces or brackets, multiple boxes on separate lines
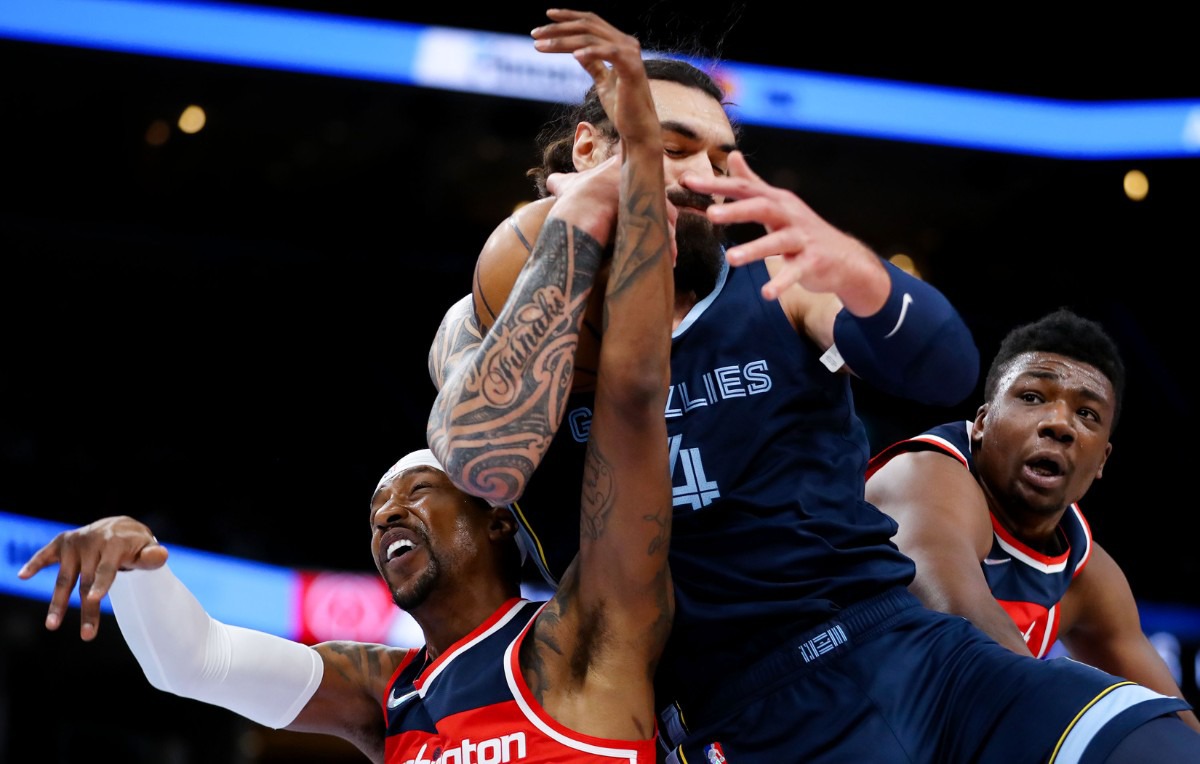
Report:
867,420,1093,657
382,598,657,764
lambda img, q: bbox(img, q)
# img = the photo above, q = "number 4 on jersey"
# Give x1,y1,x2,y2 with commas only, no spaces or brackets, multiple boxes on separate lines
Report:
669,434,720,509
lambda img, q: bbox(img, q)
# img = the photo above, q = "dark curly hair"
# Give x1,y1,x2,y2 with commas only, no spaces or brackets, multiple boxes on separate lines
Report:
526,57,736,197
983,307,1126,432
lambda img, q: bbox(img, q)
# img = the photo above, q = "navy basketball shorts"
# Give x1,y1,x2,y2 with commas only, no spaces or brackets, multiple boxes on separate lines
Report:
661,587,1191,764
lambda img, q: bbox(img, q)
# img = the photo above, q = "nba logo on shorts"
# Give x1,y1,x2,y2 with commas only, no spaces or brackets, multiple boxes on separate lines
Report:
704,742,726,763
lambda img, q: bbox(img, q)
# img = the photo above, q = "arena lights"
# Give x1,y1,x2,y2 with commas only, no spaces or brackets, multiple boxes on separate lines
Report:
2,0,1200,159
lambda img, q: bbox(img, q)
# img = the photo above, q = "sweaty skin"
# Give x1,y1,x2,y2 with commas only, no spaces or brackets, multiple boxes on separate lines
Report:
867,348,1200,733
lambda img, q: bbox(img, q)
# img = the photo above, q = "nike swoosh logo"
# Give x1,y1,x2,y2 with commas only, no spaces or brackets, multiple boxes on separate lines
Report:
982,557,1011,566
387,688,420,709
1022,621,1036,642
884,293,913,338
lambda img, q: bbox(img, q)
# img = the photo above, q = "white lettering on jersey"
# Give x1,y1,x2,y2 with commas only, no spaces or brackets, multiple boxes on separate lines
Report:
743,360,772,394
669,435,720,510
402,732,528,764
666,360,772,419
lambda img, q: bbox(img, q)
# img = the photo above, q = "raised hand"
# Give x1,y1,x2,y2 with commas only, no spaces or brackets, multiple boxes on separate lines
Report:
547,156,679,235
681,150,889,312
533,9,660,150
535,9,676,262
17,516,167,640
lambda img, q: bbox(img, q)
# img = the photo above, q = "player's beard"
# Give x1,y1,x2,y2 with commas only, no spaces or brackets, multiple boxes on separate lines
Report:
673,211,725,299
389,549,440,612
669,189,725,300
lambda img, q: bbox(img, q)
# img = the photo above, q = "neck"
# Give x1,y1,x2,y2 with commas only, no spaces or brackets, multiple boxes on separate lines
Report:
987,497,1067,553
408,581,519,660
673,290,698,329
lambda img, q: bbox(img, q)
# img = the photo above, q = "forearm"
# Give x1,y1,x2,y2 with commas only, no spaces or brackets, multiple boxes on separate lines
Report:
602,144,672,388
954,601,1034,656
908,573,1034,656
583,143,674,609
427,217,605,505
831,260,979,406
110,564,323,729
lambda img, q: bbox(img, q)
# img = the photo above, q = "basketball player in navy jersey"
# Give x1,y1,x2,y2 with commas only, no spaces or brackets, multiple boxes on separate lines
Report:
428,9,1200,762
866,307,1200,734
20,12,677,762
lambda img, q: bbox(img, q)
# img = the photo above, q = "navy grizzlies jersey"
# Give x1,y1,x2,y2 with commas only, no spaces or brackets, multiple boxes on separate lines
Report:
511,390,592,585
868,420,1094,657
513,259,915,705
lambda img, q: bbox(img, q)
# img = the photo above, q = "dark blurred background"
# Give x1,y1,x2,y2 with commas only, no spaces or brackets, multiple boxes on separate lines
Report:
2,2,1197,761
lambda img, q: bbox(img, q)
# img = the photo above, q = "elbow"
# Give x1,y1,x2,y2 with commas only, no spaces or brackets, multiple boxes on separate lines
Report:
141,644,208,700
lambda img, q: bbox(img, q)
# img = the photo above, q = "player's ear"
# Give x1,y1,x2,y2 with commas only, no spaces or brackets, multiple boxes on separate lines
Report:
488,506,519,542
572,121,609,170
1095,442,1113,479
970,403,989,446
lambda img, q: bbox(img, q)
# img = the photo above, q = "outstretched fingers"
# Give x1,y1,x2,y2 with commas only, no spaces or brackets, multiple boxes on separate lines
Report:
17,517,168,640
532,9,653,141
16,537,63,581
532,10,618,60
536,9,625,42
723,226,802,266
723,150,767,188
17,531,90,634
680,151,766,200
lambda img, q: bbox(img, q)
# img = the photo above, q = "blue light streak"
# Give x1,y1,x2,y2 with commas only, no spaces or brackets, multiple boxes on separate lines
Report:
2,0,1198,158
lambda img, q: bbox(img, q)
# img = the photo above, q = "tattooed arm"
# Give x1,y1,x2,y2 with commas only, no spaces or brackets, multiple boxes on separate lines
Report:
427,294,483,392
426,175,614,507
292,641,414,762
426,211,607,504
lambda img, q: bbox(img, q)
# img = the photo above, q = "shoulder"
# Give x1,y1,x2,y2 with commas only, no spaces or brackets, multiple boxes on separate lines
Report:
867,445,990,548
868,422,971,480
868,447,977,499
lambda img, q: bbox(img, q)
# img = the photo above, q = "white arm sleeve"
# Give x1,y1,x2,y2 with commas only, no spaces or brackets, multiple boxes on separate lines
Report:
108,563,324,729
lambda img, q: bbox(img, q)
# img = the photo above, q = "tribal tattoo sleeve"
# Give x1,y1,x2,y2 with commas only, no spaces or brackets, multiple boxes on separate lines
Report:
427,221,604,504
